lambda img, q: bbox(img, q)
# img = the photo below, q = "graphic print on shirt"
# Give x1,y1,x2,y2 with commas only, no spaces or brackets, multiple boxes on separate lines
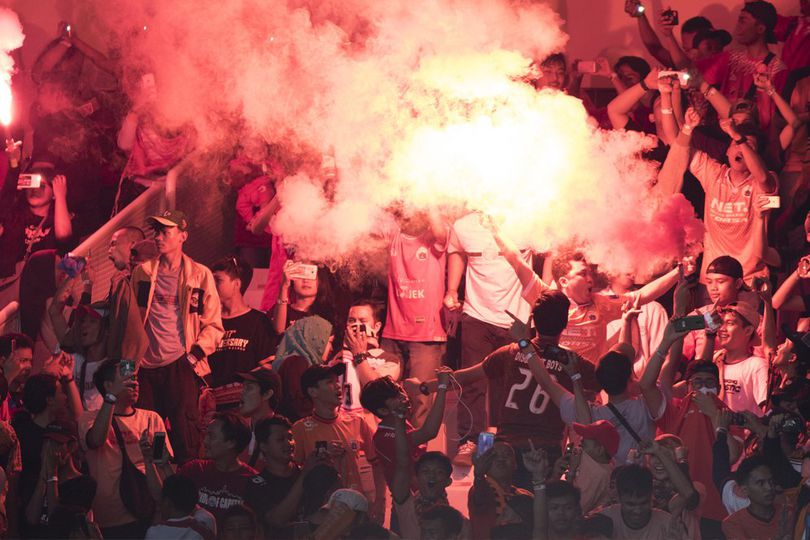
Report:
217,330,250,352
197,485,243,511
709,186,752,225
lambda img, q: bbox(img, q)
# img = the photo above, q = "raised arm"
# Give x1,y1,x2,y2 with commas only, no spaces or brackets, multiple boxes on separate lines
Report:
607,68,659,130
51,176,72,241
656,106,700,195
625,0,675,66
773,259,808,311
755,73,801,150
523,448,551,540
491,224,544,292
719,119,772,191
658,78,681,145
641,321,688,416
643,441,698,514
391,412,411,504
411,367,451,446
633,265,681,306
525,346,574,408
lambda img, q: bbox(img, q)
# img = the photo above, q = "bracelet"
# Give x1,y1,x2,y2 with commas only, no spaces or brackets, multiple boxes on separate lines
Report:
682,125,693,135
703,85,716,98
661,108,673,115
734,136,747,145
570,373,582,382
353,353,367,366
437,383,448,390
715,427,728,436
767,88,775,97
639,79,650,92
276,298,289,305
46,476,59,483
60,376,74,385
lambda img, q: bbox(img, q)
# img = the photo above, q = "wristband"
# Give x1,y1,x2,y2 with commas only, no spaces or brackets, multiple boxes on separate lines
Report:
715,427,728,435
532,482,546,491
353,353,367,366
46,476,59,483
276,298,289,305
639,79,650,92
767,88,775,97
661,108,673,115
570,373,582,382
682,125,693,135
437,383,448,391
60,376,74,385
734,136,747,145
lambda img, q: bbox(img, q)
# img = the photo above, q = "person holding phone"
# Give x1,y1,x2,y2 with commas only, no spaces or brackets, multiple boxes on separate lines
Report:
271,261,335,335
79,359,171,539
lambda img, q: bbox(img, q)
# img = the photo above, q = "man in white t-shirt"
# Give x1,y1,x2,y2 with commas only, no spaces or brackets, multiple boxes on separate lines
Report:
445,212,530,459
713,302,768,414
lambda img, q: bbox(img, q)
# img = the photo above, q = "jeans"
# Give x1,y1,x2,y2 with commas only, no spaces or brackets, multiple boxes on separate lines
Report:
458,314,513,443
137,356,202,464
381,338,446,427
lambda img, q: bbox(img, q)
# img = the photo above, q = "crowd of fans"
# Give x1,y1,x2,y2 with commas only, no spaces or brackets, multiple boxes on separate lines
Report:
0,0,808,538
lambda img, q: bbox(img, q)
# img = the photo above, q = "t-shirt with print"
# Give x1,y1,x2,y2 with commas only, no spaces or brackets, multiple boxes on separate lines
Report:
689,150,777,284
330,348,401,416
292,412,376,495
560,394,657,465
243,467,300,539
177,459,258,525
74,354,103,411
383,225,447,343
522,274,632,366
78,408,173,528
482,340,597,449
598,504,673,540
719,354,768,415
208,309,275,388
448,213,531,328
144,266,186,368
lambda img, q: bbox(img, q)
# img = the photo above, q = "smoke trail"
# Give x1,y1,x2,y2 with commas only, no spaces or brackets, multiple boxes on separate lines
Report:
89,0,702,276
0,7,24,126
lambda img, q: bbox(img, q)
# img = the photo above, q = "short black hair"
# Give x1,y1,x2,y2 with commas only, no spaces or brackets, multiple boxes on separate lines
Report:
116,226,146,242
213,410,252,454
533,290,570,337
734,122,766,153
682,16,713,34
415,451,453,477
546,480,581,505
93,358,121,395
220,503,257,531
0,333,33,358
614,56,652,78
349,298,385,325
162,474,199,515
23,374,58,414
420,504,464,537
614,464,653,498
360,377,402,418
254,415,292,445
595,351,633,396
685,360,719,381
541,52,567,69
736,455,771,486
211,255,254,295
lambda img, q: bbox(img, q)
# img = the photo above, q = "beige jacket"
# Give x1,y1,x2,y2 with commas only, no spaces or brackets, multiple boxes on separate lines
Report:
132,254,224,362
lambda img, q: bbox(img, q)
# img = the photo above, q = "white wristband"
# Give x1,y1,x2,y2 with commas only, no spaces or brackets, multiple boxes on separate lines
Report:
661,108,673,115
682,125,693,135
437,384,448,390
570,373,582,382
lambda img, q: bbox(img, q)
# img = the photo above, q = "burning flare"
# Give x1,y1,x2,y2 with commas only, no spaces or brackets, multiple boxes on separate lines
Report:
0,7,24,126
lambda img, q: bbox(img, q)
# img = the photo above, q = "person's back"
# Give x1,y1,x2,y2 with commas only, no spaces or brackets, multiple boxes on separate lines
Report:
146,475,216,540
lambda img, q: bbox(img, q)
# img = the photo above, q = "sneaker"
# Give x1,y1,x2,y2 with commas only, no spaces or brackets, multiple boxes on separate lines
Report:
453,440,477,467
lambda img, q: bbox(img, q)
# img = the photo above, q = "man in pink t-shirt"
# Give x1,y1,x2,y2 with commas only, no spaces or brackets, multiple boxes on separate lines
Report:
380,212,448,427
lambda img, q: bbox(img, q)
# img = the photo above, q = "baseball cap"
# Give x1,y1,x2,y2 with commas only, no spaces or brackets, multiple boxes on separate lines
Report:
147,210,189,231
706,256,743,279
237,363,281,394
720,301,760,328
742,1,778,43
327,489,369,513
692,27,732,49
572,420,619,458
300,363,346,396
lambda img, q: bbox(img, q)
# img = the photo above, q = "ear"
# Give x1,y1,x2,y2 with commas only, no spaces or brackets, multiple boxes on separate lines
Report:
180,230,189,242
373,321,382,334
734,278,745,291
558,276,569,288
262,389,274,402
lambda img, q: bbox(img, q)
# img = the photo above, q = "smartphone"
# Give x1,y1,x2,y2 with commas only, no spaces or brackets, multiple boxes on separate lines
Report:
17,174,42,190
287,263,318,281
315,440,328,459
661,9,679,26
759,195,781,209
58,253,87,278
120,359,136,378
659,70,690,87
152,432,166,461
630,4,645,17
673,315,706,332
577,60,597,74
477,432,495,457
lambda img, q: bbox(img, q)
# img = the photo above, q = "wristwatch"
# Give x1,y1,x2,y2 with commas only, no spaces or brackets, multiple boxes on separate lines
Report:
518,339,531,350
104,393,117,404
352,353,367,366
419,382,431,396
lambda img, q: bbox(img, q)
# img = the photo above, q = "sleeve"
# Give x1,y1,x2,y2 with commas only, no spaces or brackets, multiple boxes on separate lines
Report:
177,460,202,481
521,274,548,305
292,422,306,463
235,181,259,224
393,496,421,540
77,411,96,452
361,418,377,462
372,353,402,381
578,358,599,397
190,267,225,358
689,150,724,190
774,15,798,42
751,360,769,408
721,516,744,540
253,316,277,362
